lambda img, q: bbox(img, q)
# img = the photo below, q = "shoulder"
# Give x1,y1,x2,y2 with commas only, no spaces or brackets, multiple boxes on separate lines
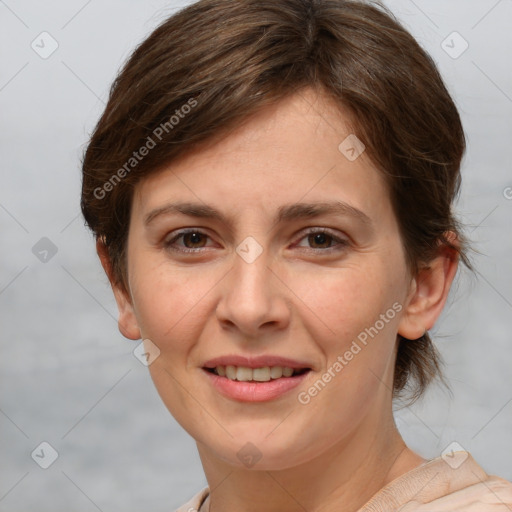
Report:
174,486,209,512
398,476,512,511
358,451,512,512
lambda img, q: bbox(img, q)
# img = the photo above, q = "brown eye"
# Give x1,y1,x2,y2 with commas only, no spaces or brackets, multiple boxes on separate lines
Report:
295,229,349,252
181,231,207,248
307,232,333,249
164,229,212,252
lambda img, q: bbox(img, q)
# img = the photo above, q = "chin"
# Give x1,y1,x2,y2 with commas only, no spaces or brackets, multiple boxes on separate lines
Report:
203,430,319,471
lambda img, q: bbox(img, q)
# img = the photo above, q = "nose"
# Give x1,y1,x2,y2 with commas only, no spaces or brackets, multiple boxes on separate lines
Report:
215,245,291,338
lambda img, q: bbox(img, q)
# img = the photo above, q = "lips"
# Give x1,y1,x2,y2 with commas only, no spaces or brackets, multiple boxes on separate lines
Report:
202,354,312,370
202,365,310,402
201,354,313,401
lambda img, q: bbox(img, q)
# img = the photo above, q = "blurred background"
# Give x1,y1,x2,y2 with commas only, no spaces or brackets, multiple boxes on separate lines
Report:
1,0,511,510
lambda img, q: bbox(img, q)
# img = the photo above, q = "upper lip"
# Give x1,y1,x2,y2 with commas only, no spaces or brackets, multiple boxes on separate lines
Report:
202,355,312,370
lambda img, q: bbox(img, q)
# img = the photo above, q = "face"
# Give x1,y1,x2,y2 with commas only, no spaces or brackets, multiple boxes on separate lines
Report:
111,88,428,470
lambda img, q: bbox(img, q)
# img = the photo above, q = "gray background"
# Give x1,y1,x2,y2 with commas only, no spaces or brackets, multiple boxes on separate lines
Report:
1,1,511,511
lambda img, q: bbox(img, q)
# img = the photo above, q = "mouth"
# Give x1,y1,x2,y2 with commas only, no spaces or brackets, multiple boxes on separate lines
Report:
200,355,313,401
201,364,312,402
203,365,311,382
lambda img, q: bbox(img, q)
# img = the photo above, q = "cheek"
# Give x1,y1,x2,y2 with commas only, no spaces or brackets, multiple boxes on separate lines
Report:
128,256,217,348
288,259,405,412
288,261,401,348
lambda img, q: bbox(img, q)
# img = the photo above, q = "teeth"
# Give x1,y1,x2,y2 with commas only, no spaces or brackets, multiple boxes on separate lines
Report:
226,365,237,380
282,367,294,377
211,365,303,382
270,366,283,379
253,367,271,381
236,367,253,382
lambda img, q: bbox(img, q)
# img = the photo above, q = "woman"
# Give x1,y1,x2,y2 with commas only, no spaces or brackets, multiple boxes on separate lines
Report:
80,0,512,510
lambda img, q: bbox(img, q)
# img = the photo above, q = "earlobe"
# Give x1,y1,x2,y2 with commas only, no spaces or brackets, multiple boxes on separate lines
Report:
398,235,459,341
96,239,141,340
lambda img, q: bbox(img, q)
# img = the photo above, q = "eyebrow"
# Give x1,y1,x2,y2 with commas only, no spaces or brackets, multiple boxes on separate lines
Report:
144,200,374,229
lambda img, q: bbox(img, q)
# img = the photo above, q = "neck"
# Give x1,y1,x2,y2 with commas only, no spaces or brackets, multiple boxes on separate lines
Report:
196,402,425,512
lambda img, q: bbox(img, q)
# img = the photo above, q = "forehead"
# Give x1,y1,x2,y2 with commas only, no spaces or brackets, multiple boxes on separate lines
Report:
132,88,392,226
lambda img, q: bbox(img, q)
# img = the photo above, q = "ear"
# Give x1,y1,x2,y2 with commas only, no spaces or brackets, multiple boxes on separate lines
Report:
96,239,141,340
398,232,460,340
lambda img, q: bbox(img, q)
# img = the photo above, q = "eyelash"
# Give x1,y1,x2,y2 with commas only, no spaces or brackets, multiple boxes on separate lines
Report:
163,228,350,254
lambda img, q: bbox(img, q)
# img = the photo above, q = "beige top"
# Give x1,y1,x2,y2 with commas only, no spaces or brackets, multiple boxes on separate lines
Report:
174,451,512,511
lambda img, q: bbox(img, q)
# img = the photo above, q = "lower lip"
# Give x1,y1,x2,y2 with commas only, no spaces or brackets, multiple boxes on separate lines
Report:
202,369,310,402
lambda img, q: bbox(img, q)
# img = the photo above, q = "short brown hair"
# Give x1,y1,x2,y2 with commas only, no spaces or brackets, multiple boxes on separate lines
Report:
81,0,471,403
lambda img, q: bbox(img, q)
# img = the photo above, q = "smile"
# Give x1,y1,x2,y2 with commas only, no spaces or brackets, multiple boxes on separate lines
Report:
202,366,311,402
205,365,310,382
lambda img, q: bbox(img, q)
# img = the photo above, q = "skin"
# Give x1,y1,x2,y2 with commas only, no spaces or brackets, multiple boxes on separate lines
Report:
98,87,461,512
